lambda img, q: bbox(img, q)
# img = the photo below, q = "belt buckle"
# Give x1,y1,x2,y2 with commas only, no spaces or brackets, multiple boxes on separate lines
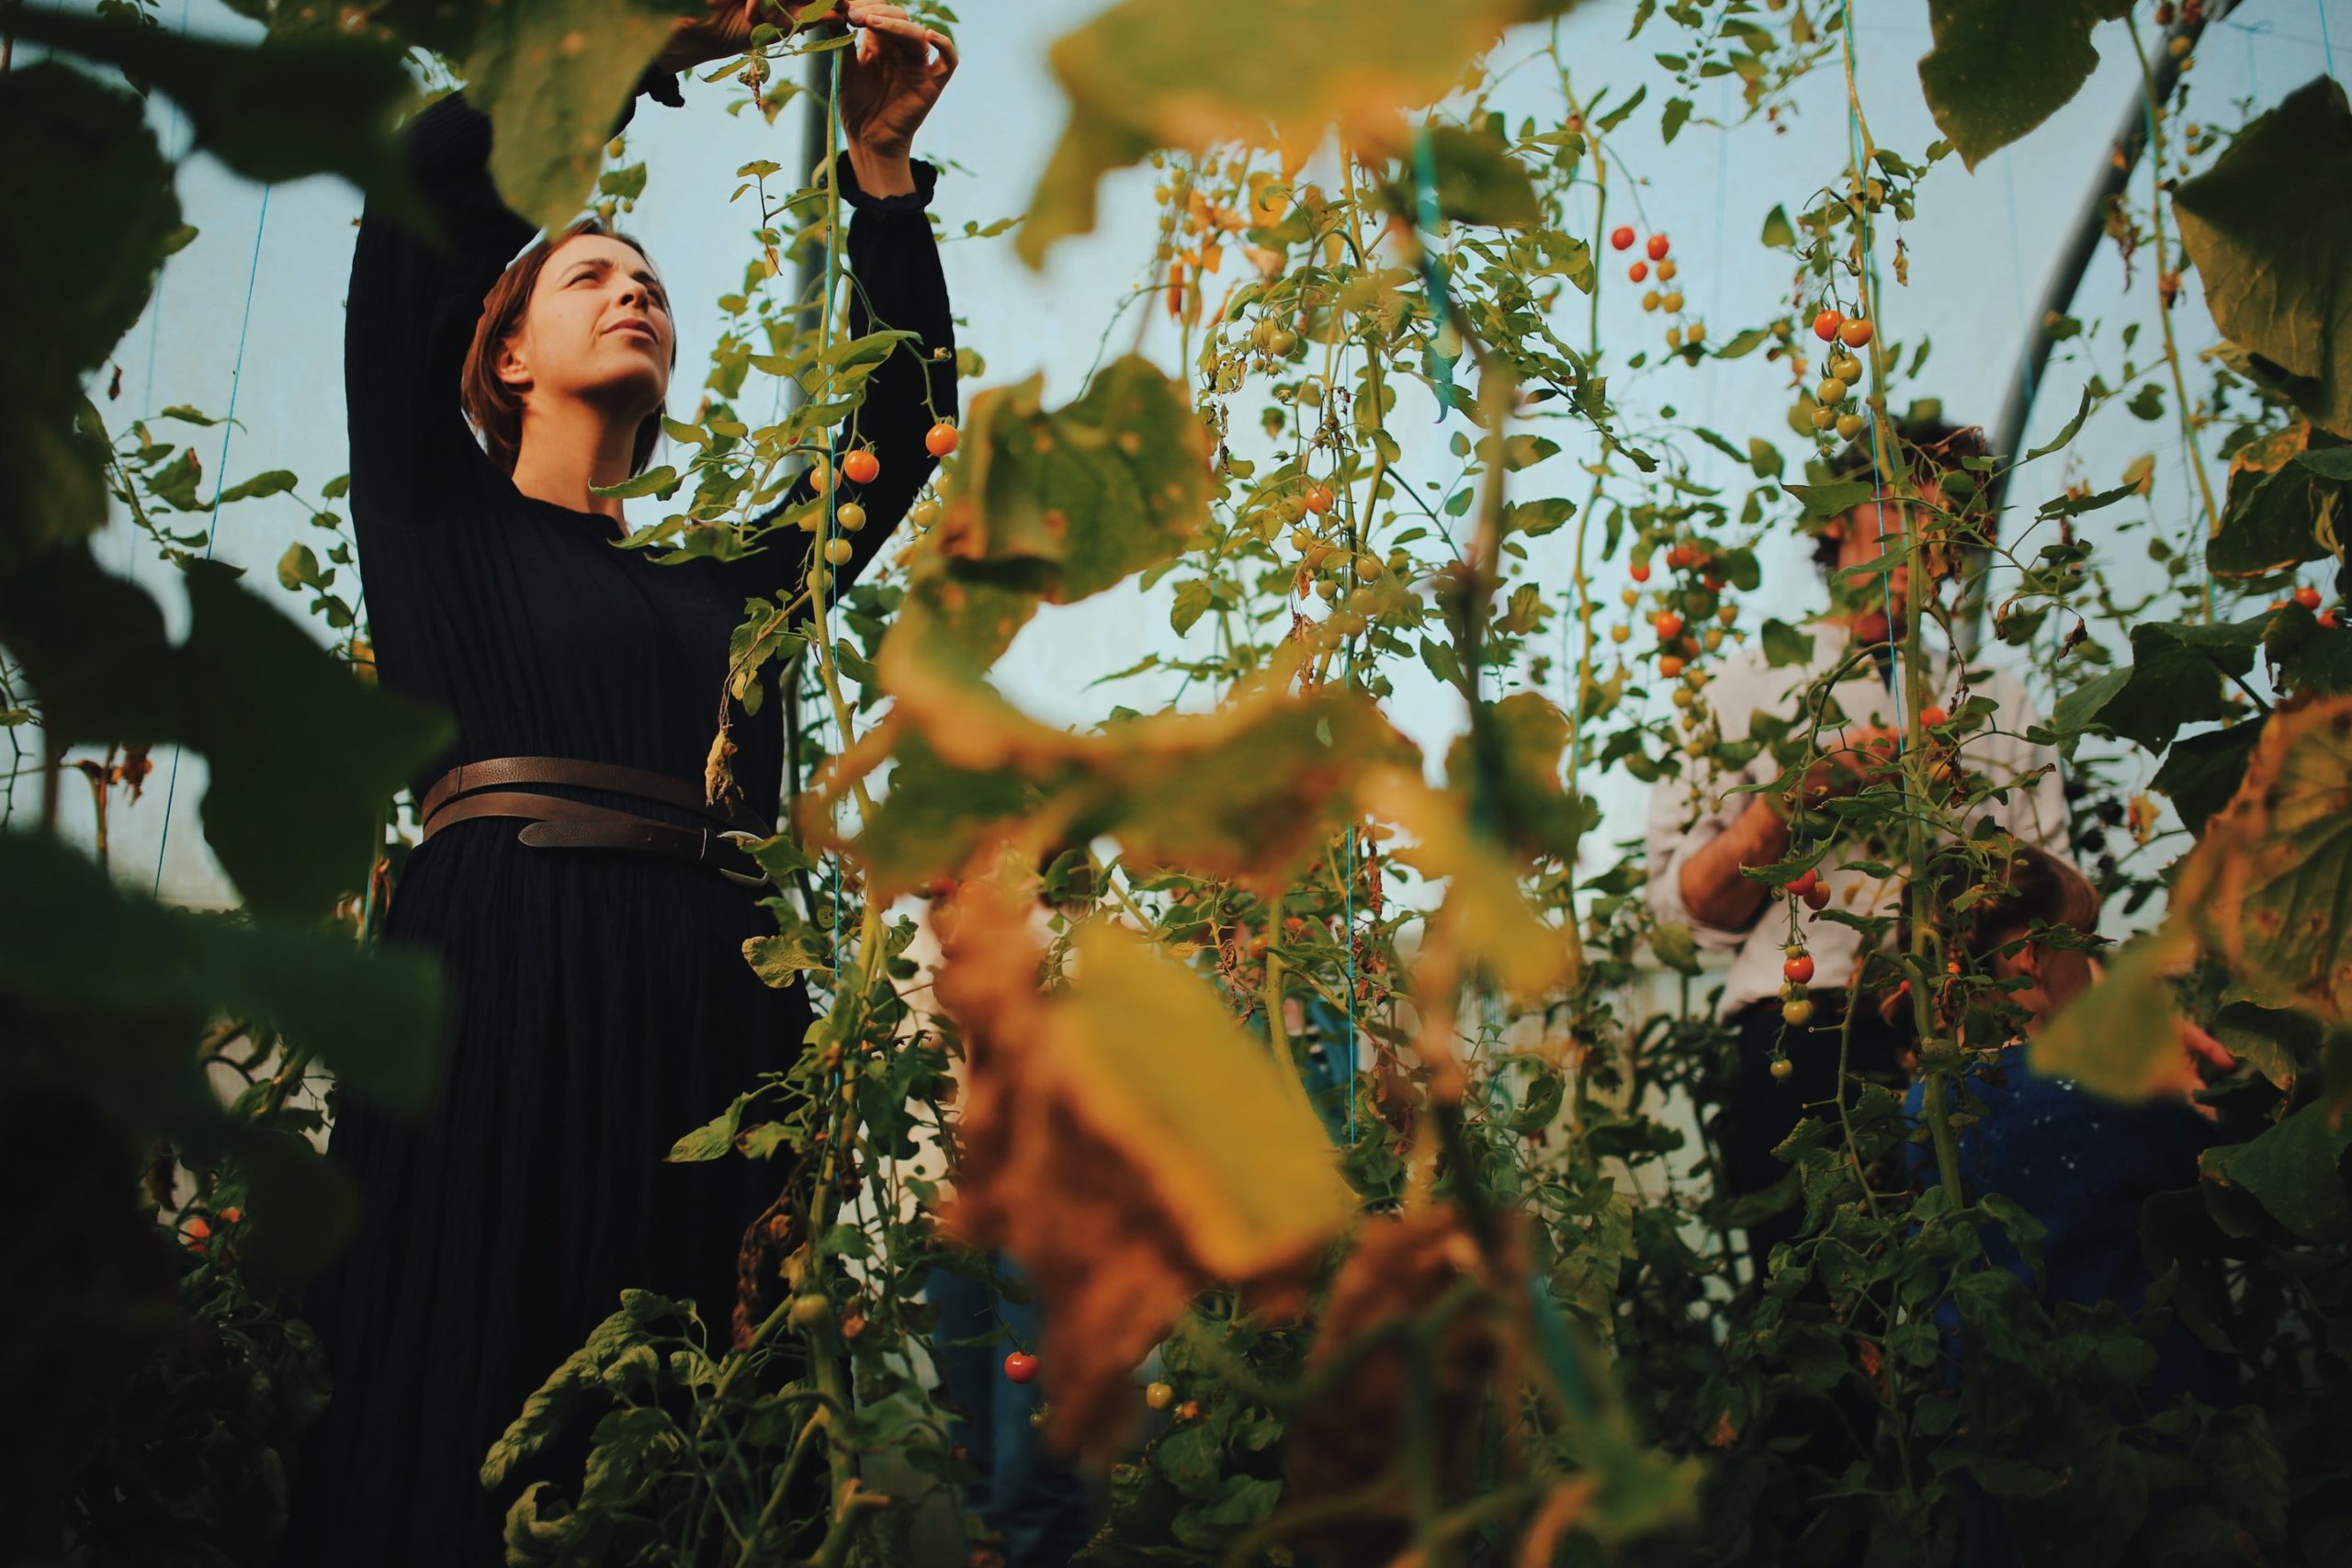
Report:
716,829,773,888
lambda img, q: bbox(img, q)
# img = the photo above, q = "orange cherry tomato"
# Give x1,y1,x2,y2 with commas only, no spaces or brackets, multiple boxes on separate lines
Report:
842,448,880,486
925,421,960,457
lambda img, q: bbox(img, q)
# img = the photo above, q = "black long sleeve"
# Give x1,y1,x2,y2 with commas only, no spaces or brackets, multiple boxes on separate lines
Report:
346,63,955,598
732,152,958,605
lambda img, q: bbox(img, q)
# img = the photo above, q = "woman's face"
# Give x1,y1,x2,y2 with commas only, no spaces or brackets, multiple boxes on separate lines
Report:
497,232,673,425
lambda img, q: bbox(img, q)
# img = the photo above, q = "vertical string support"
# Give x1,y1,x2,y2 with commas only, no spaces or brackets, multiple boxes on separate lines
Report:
151,185,274,901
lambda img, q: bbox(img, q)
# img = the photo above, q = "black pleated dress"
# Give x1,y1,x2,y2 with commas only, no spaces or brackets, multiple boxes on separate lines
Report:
278,66,955,1566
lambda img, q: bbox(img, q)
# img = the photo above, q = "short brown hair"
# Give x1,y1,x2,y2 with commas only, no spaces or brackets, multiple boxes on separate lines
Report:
1958,842,2100,1013
459,217,673,479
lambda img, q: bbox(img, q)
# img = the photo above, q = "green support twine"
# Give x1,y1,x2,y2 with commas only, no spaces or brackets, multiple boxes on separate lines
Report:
1409,125,1459,419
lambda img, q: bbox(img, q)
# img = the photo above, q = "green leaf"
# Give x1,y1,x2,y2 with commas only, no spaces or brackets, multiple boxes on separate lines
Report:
1760,617,1815,669
2030,924,2195,1099
0,830,446,1120
216,468,299,505
2202,1103,2352,1243
2175,77,2352,436
0,64,181,555
1660,95,1692,144
2024,385,2094,462
0,546,455,918
2209,421,2347,578
6,7,426,221
461,0,698,235
1759,203,1795,250
667,1092,753,1162
1017,0,1594,265
1422,124,1538,227
2149,719,2264,836
1917,0,2132,171
1648,922,1703,976
481,1291,688,1489
2058,619,2266,750
588,464,680,501
1781,479,1877,518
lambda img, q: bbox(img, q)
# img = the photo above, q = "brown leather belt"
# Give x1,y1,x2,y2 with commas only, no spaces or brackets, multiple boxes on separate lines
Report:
417,754,773,887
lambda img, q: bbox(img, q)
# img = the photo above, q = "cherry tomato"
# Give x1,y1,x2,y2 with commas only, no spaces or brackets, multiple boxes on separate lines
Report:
1804,882,1831,911
825,537,853,565
1770,1056,1795,1080
1146,1382,1176,1411
1631,560,1652,582
1654,612,1685,640
219,1206,243,1224
836,502,867,532
1646,232,1670,261
2294,584,2323,610
1304,482,1335,514
925,421,960,457
1659,654,1685,678
1813,309,1845,343
1838,317,1874,348
1004,1351,1040,1384
2323,611,2343,629
842,448,880,486
1920,705,1949,728
1782,997,1815,1027
1657,258,1678,283
1610,225,1636,251
1784,953,1815,985
1176,1400,1203,1423
1628,260,1649,283
910,499,941,529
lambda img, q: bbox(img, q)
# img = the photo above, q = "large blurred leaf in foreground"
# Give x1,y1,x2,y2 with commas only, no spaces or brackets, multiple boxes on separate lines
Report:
2175,77,2352,438
2176,692,2352,1024
0,547,454,919
460,0,702,234
1916,0,2130,171
935,882,1353,1452
0,63,180,554
1018,0,1587,265
0,831,445,1280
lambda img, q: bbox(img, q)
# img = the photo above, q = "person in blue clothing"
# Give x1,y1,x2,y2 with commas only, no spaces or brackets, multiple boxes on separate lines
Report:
1903,842,2239,1398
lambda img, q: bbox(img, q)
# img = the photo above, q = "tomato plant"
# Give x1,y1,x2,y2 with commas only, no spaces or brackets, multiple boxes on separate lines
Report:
7,1,2352,1565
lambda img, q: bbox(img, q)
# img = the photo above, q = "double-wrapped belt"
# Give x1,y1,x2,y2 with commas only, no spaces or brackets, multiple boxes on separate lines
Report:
417,755,772,887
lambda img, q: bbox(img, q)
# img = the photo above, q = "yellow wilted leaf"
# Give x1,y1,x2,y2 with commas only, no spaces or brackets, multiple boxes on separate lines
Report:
935,882,1354,1453
2177,692,2352,1022
1358,764,1577,1003
1019,0,1588,265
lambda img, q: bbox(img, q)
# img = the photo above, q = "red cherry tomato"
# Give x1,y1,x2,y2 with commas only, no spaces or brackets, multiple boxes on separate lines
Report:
1004,1351,1039,1384
2322,611,2342,629
842,448,881,485
1783,953,1815,985
1659,654,1686,678
1813,309,1845,343
1653,612,1685,640
2294,584,2323,610
1628,260,1649,283
1610,225,1635,251
924,421,960,457
1646,232,1670,261
1920,705,1949,729
1303,482,1335,514
1631,560,1652,582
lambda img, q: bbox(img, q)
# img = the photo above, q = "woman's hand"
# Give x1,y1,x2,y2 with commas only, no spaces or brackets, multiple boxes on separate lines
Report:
832,1,957,194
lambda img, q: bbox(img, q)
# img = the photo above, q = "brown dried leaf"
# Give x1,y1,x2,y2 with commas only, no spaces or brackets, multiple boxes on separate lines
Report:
934,881,1355,1454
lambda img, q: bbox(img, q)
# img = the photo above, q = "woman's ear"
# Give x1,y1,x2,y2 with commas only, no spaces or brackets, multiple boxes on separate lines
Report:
496,338,532,393
2012,940,2044,981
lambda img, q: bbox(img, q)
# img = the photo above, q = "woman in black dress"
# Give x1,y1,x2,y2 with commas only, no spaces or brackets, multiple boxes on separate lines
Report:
281,5,956,1561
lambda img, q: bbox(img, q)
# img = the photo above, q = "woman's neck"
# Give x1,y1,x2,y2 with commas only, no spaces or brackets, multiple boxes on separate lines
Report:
509,397,644,532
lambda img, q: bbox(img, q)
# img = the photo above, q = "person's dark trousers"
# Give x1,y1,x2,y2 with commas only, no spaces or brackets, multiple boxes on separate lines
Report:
1716,995,1912,1280
926,1252,1094,1567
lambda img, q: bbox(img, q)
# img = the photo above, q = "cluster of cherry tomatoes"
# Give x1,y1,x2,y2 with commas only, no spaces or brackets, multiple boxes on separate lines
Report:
2269,582,2341,628
1611,538,1740,750
814,420,959,584
1611,226,1705,353
1802,308,1874,443
181,1204,243,1258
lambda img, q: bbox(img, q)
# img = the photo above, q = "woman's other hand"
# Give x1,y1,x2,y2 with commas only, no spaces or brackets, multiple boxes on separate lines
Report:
657,0,808,76
835,1,958,196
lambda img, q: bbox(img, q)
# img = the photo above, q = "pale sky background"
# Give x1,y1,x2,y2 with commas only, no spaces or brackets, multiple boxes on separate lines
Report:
20,0,2346,910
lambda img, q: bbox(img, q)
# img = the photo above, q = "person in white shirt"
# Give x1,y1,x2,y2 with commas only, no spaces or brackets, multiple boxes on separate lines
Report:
1643,418,2070,1272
